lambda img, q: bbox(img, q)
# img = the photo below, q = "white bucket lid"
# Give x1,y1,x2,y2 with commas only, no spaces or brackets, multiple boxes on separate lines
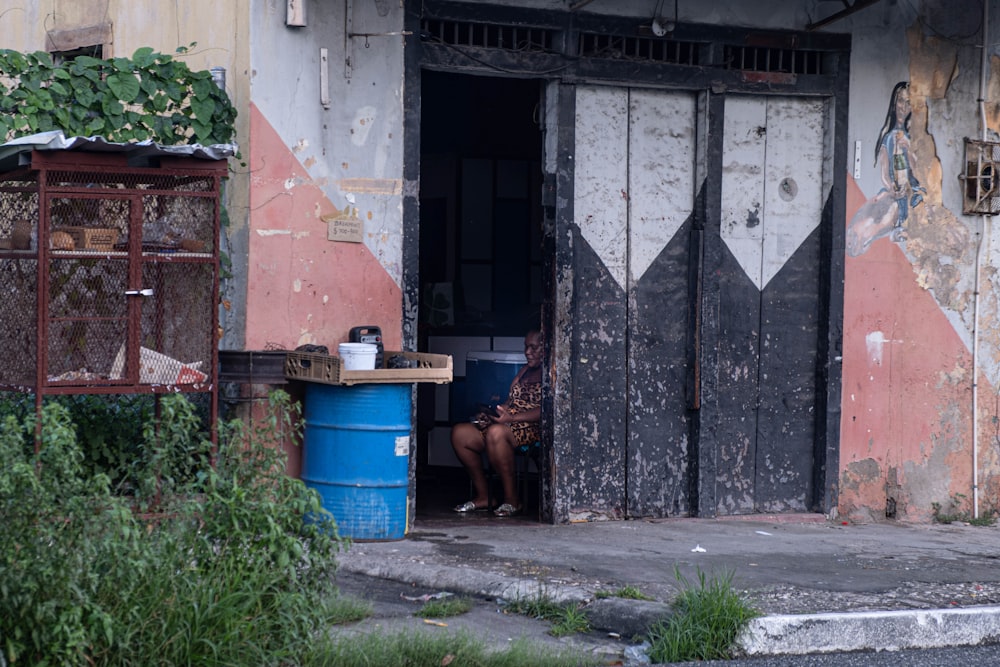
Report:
339,342,377,353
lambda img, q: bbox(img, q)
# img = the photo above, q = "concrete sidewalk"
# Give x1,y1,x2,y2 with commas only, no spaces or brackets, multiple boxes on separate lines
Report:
336,515,1000,657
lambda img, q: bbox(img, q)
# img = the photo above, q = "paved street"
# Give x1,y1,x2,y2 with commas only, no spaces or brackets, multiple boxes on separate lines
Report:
336,513,1000,658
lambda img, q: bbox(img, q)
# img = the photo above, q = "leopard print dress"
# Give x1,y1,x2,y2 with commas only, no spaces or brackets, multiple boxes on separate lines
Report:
501,376,541,447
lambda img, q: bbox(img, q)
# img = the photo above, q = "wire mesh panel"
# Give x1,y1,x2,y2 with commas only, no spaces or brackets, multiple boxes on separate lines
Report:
138,262,215,385
49,196,126,251
0,177,39,388
142,194,216,255
46,257,130,384
0,258,38,387
0,149,223,401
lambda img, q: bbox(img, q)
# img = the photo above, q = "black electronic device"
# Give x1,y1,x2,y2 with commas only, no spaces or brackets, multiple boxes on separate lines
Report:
349,325,384,368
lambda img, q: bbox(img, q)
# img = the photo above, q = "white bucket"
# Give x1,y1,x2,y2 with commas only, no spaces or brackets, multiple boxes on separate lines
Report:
338,342,378,370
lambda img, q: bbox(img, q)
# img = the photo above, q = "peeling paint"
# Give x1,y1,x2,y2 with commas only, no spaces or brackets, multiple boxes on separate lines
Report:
255,229,292,236
292,279,302,293
865,331,901,366
937,364,967,387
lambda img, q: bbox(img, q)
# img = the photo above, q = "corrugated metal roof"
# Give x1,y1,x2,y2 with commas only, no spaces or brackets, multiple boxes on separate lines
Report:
0,131,237,170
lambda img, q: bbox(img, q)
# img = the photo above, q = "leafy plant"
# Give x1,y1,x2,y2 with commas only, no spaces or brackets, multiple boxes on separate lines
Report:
0,45,237,145
0,390,345,666
646,567,760,663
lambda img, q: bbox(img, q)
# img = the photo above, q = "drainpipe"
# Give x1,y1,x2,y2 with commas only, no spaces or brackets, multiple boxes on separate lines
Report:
973,0,990,519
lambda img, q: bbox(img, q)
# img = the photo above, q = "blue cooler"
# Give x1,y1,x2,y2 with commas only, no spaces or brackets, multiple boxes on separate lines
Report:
461,351,526,420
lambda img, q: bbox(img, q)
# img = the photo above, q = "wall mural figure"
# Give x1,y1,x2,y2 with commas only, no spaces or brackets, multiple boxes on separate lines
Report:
846,81,926,257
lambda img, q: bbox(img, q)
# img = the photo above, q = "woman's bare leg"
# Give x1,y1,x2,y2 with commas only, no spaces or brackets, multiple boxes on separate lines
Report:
484,424,519,508
451,422,490,506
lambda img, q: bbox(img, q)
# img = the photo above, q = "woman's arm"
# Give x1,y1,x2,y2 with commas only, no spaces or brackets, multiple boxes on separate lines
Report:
496,405,540,424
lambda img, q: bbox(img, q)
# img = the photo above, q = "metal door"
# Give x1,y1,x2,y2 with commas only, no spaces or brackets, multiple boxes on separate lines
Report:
716,95,828,513
570,87,828,517
573,85,698,517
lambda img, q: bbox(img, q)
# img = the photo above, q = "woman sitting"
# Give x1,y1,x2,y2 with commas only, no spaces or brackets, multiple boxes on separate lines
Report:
451,330,542,517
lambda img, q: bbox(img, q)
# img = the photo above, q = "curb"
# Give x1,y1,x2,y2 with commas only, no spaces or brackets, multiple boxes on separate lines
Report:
340,555,1000,656
739,606,1000,655
338,556,592,605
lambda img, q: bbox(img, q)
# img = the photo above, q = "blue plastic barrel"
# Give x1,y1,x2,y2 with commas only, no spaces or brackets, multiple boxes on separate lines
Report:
302,383,411,541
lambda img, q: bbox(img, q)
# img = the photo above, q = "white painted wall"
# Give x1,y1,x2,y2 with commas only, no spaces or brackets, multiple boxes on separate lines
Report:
249,0,407,285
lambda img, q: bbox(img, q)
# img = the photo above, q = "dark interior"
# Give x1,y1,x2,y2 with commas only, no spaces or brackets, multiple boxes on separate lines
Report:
415,70,544,520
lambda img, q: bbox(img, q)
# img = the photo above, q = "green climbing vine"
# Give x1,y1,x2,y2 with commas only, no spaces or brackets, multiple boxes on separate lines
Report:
0,44,237,146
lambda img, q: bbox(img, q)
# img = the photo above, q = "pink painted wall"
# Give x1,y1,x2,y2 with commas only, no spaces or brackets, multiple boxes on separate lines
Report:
245,104,402,352
839,175,975,522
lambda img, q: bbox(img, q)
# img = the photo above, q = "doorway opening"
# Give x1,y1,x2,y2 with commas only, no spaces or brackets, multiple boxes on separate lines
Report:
414,70,544,520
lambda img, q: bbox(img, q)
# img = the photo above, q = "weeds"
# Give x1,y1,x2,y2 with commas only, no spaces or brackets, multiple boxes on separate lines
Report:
416,596,473,619
645,567,759,663
327,593,374,625
549,604,591,637
595,585,654,601
505,592,591,637
0,391,345,666
0,390,603,666
309,631,597,667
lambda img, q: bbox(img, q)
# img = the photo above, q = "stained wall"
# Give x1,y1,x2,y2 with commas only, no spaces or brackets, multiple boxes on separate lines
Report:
245,0,406,352
838,1,1000,521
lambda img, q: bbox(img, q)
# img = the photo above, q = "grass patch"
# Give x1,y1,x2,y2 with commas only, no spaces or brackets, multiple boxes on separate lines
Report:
549,604,591,637
307,630,599,667
416,596,474,619
646,567,759,663
328,593,374,625
595,585,654,601
506,593,591,637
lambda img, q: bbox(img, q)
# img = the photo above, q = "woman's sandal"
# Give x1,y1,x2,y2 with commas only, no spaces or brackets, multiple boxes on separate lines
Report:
453,500,490,513
493,503,522,517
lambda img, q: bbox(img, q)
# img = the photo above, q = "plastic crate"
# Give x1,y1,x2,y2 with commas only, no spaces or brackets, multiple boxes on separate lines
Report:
285,350,452,386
